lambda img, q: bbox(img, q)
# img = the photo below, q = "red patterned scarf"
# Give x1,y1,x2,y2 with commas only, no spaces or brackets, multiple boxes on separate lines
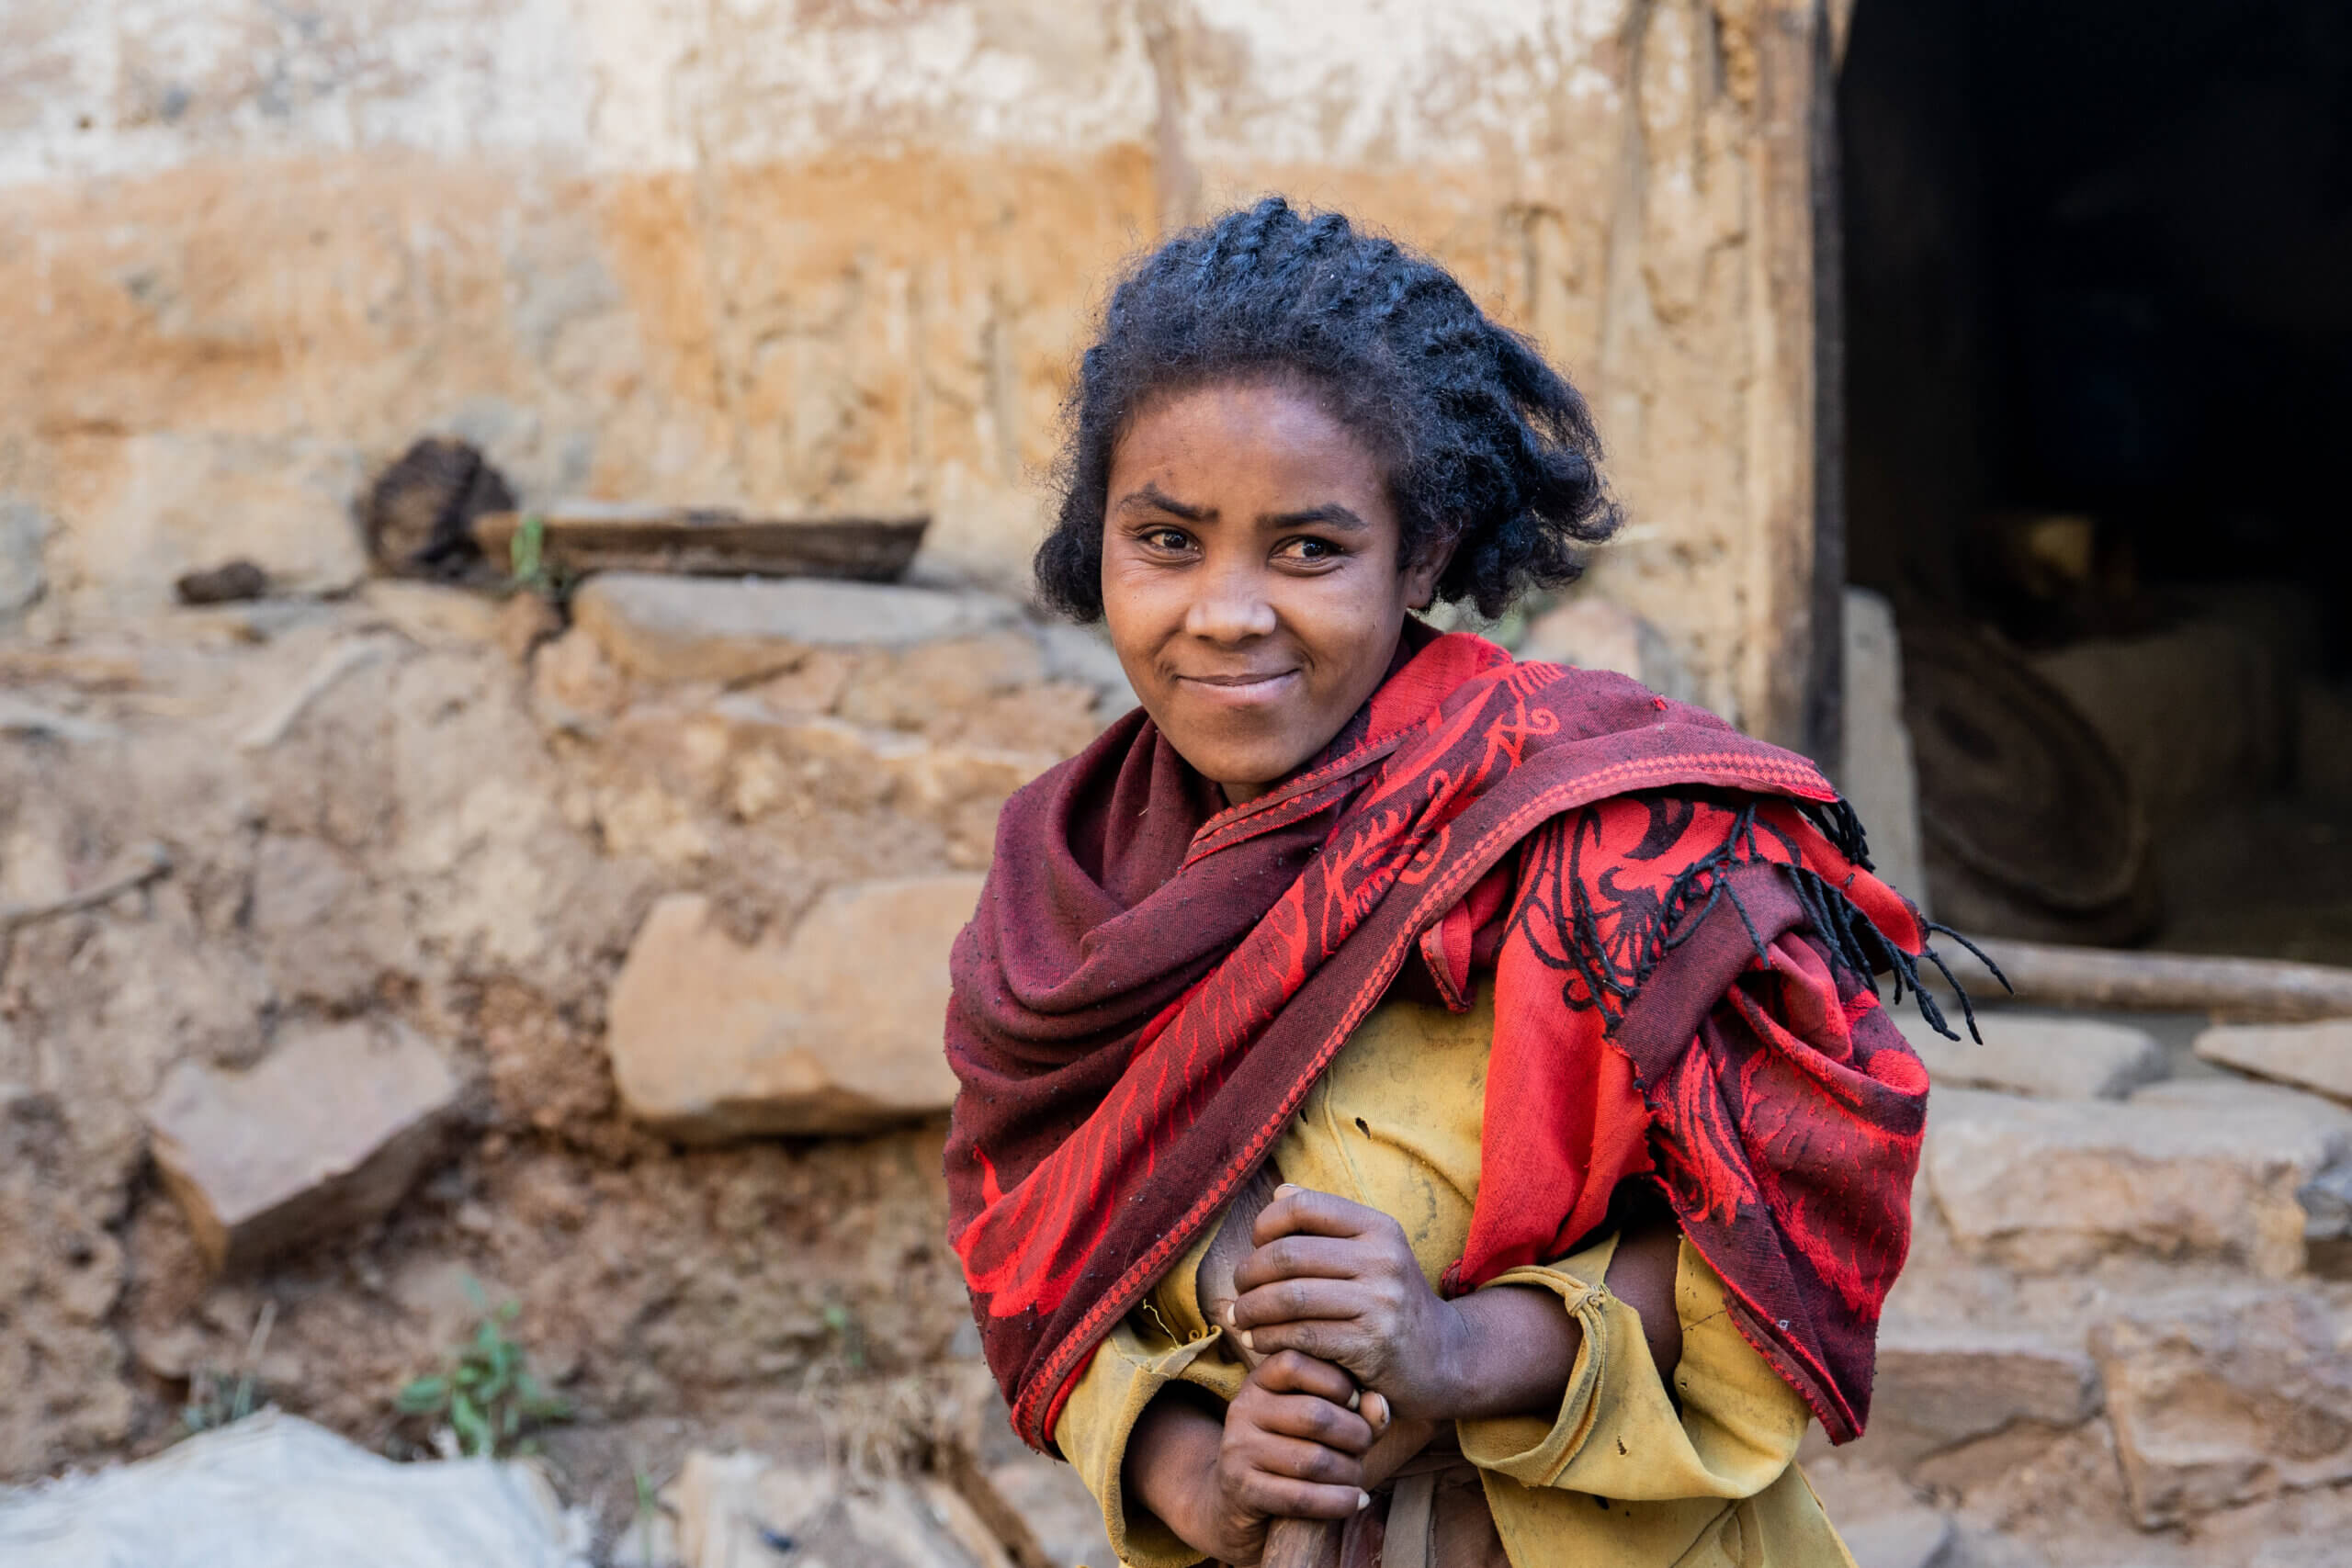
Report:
946,630,1958,1450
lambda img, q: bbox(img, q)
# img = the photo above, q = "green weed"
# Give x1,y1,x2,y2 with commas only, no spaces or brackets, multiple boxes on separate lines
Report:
393,1283,571,1459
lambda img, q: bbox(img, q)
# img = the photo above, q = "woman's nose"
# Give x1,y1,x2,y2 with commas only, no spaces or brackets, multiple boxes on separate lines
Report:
1182,566,1278,643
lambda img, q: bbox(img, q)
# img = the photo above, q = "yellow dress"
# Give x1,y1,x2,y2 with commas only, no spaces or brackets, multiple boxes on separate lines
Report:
1052,989,1860,1568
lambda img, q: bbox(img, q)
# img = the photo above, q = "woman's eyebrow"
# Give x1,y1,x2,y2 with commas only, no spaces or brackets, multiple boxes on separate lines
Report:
1116,482,1214,521
1261,502,1368,531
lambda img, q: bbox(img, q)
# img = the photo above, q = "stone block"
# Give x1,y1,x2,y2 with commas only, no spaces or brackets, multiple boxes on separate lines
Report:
2195,1020,2352,1106
2093,1291,2352,1527
1865,1321,2102,1472
608,877,980,1141
664,1450,1005,1568
835,633,1045,733
146,1021,459,1272
1840,587,1930,915
1923,1086,2352,1277
572,572,1019,684
1888,1006,2164,1100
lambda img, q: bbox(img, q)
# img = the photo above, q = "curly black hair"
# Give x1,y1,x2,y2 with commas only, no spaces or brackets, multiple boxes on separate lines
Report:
1034,197,1620,623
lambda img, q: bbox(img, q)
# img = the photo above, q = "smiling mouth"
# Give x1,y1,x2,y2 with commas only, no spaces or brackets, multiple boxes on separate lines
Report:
1177,671,1299,702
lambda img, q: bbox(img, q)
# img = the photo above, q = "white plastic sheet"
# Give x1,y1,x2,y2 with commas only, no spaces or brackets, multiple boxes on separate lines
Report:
0,1411,588,1568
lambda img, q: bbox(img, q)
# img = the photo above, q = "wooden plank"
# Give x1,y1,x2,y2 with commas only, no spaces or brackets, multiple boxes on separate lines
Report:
471,507,928,582
1963,938,2352,1023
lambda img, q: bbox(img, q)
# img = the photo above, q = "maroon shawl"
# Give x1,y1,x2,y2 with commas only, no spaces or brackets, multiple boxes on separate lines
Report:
946,631,1952,1450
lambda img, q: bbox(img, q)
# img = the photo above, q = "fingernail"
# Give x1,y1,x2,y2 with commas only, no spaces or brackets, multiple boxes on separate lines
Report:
1222,1302,1235,1327
1357,1491,1372,1511
1238,1329,1255,1351
1275,1183,1300,1197
1346,1387,1361,1412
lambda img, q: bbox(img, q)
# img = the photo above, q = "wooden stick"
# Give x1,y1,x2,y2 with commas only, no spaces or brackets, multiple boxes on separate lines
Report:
1962,937,2352,1022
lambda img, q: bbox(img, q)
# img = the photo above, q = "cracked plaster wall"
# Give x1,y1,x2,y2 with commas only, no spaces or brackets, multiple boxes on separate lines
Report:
2,0,1825,739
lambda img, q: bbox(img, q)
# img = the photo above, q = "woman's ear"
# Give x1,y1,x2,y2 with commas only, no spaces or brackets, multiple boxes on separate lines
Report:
1403,530,1456,611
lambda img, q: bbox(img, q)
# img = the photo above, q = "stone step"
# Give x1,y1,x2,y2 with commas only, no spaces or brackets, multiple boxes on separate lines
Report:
1889,1006,2165,1100
572,571,1020,684
2092,1288,2352,1529
1922,1084,2352,1277
2193,1019,2352,1107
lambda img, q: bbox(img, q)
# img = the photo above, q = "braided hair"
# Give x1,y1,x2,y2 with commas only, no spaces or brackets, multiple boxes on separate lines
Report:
1035,196,1620,622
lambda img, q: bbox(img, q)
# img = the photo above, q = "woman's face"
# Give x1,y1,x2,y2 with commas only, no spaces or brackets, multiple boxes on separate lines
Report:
1101,379,1442,804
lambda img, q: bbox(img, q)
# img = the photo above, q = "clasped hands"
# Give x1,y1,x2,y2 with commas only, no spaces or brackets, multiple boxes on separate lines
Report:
1131,1185,1581,1565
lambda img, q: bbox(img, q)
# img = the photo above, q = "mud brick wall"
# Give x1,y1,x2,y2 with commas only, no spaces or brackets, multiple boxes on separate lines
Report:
0,0,1829,742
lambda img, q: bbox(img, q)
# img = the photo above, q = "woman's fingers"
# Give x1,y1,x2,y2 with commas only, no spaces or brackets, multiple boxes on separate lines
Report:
1231,1235,1372,1295
1240,1314,1374,1368
1249,1348,1359,1404
1251,1186,1390,1247
1231,1472,1368,1523
1228,1275,1366,1331
1244,1390,1374,1453
1242,1428,1371,1484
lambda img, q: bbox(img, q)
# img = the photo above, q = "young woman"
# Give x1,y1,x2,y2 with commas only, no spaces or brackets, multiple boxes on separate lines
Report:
945,198,1969,1567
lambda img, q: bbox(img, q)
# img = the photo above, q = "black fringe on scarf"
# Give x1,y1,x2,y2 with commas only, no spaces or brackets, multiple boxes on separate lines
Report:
1569,799,2010,1044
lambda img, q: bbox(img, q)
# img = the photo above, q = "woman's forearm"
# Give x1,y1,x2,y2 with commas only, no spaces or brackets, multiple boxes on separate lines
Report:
1434,1217,1684,1420
1431,1284,1585,1418
1121,1387,1225,1551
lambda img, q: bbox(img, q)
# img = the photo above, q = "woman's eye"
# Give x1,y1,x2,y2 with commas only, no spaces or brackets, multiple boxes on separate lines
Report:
1145,527,1193,552
1278,537,1341,565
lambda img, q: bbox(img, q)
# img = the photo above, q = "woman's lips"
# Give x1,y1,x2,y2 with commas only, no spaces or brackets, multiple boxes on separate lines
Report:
1175,670,1300,706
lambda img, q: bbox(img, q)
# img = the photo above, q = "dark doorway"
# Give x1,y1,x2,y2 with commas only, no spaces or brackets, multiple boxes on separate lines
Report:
1840,0,2352,960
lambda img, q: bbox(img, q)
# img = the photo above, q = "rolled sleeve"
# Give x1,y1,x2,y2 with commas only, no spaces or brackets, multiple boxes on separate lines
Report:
1455,1235,1809,1504
1050,1227,1247,1568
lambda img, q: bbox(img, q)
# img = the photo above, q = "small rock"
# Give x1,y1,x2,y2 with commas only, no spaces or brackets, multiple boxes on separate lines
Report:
2093,1290,2352,1528
174,559,271,605
146,1021,459,1272
1924,1086,2352,1277
1887,1006,2164,1100
608,877,980,1141
572,572,1018,684
2194,1019,2352,1106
